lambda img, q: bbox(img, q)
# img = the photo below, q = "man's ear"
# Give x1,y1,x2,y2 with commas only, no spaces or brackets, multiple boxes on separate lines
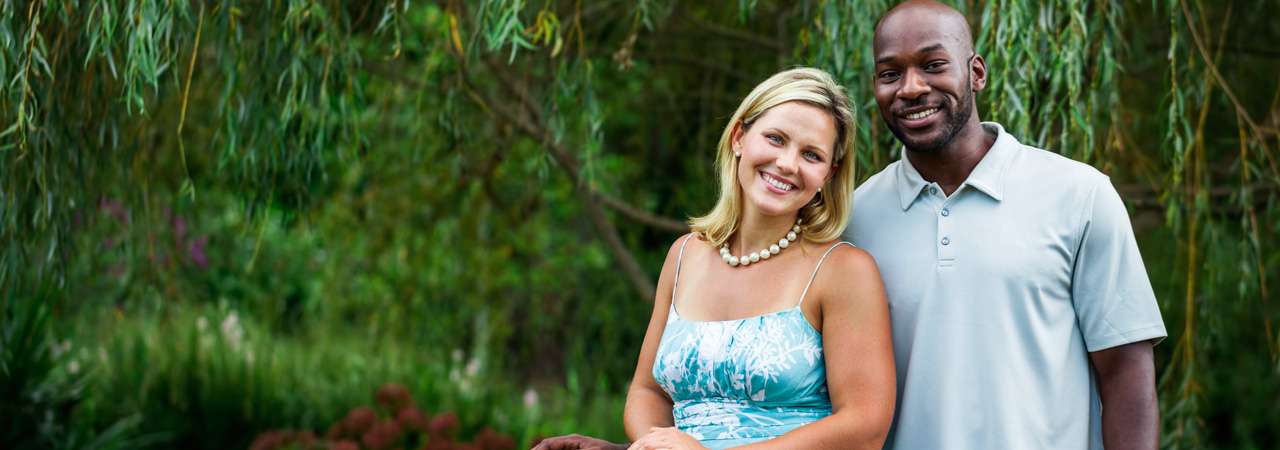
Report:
971,54,988,92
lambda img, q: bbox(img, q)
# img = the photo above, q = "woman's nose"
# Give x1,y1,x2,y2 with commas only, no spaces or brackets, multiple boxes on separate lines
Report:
775,148,799,173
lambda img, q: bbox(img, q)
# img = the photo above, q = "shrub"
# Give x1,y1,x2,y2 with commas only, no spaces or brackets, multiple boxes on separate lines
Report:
254,384,517,450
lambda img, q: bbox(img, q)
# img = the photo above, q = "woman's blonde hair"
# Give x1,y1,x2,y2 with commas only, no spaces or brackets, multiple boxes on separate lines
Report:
689,67,856,247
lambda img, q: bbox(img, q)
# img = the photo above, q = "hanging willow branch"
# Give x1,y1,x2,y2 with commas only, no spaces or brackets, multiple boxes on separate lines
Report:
0,1,1277,446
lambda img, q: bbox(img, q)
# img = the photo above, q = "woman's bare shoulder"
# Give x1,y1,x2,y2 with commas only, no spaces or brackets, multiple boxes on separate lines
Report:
808,240,876,270
810,241,882,298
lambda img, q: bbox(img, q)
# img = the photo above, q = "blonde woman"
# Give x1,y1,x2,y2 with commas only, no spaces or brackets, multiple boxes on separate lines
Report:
535,68,895,450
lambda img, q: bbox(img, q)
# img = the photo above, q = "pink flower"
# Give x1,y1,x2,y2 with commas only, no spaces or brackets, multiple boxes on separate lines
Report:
397,406,429,433
428,411,460,440
248,431,285,450
375,383,412,412
361,420,402,450
474,427,516,450
331,440,359,450
343,406,378,436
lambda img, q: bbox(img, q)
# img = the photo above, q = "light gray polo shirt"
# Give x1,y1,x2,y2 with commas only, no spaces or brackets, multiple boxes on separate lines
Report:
845,122,1166,450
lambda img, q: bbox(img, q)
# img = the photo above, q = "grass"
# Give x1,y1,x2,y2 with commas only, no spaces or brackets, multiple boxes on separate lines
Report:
62,303,627,449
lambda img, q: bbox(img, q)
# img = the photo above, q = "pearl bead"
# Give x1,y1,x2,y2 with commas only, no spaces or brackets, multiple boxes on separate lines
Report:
720,219,802,267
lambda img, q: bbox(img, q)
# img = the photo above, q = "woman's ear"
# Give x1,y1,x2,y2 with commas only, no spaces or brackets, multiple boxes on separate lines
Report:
731,121,746,153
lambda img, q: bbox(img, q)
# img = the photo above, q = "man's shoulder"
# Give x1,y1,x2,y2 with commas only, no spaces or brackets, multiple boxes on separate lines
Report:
1008,141,1112,191
854,160,902,198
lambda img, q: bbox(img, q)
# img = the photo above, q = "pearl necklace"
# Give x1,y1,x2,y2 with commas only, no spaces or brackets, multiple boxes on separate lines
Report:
720,220,801,267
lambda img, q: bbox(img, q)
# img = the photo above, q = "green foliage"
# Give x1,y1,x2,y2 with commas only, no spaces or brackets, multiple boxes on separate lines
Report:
1,279,160,450
0,0,1276,449
72,303,623,449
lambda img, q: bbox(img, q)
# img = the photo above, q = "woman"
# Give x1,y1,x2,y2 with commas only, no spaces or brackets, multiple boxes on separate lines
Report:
536,68,894,450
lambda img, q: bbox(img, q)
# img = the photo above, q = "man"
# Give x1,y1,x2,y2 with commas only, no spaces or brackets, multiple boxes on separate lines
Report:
845,1,1166,449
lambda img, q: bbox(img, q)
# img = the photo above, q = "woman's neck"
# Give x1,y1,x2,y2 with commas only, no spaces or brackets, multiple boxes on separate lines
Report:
733,210,798,254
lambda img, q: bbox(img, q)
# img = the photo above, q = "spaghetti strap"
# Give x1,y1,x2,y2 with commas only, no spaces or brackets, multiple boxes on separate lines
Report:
797,241,855,307
671,234,695,306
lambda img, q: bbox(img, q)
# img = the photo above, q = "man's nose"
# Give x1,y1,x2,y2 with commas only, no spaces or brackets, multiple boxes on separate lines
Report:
898,69,930,100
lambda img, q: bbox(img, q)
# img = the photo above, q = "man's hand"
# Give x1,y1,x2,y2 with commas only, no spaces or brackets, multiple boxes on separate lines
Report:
531,434,629,450
627,427,708,450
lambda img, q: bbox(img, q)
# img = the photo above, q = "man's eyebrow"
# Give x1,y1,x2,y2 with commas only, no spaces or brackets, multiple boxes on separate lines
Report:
875,43,947,65
918,43,945,53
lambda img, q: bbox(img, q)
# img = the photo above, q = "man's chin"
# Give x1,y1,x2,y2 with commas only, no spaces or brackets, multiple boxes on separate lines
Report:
893,129,949,153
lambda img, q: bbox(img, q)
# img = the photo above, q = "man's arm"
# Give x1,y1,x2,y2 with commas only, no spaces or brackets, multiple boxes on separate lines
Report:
1089,341,1159,450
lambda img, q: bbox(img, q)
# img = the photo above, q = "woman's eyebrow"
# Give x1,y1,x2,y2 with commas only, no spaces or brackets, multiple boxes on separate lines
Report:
763,127,791,140
771,126,830,156
804,144,831,157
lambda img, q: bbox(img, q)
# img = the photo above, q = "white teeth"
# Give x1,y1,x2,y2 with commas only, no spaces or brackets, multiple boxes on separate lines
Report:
906,108,938,120
762,172,794,191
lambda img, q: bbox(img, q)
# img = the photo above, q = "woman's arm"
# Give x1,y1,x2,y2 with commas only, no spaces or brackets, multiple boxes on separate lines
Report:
622,234,690,439
736,246,896,450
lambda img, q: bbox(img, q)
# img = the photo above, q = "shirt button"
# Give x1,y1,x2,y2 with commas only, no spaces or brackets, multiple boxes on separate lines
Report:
941,237,951,245
928,187,938,195
941,208,950,217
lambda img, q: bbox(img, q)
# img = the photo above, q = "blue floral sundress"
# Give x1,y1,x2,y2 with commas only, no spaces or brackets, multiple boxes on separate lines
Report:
652,237,850,449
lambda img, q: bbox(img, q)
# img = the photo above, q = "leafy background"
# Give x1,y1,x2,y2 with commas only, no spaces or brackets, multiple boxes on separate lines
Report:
1,1,1277,449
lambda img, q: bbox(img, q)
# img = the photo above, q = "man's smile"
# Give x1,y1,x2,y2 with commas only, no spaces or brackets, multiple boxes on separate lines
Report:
896,104,945,129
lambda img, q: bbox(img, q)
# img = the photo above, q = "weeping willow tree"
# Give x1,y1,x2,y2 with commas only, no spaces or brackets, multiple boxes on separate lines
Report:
1,0,1276,448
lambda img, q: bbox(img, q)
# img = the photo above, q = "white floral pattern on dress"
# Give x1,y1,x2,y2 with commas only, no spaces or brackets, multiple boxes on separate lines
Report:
652,306,832,449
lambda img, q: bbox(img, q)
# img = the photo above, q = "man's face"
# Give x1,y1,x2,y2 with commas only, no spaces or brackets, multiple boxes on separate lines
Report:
873,21,984,153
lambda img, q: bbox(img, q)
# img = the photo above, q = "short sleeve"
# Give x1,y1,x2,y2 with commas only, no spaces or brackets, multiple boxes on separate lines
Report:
1071,177,1167,352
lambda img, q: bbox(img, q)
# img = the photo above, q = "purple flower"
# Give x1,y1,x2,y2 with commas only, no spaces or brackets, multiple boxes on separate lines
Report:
172,215,188,241
99,198,128,223
188,236,209,269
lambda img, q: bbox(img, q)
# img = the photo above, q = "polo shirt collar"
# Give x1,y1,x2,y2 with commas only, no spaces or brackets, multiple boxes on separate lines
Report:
895,122,1017,210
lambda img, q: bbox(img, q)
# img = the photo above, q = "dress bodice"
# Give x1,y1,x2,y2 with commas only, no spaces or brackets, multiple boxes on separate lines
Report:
650,237,849,449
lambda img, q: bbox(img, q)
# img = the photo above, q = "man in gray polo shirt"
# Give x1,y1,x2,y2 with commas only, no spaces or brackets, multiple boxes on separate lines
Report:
845,1,1166,449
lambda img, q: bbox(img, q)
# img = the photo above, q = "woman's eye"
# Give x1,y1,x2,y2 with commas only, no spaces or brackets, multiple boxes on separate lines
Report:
804,150,822,162
766,134,783,145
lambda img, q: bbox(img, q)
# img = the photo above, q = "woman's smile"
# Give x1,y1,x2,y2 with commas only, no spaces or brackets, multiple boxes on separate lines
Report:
760,171,799,194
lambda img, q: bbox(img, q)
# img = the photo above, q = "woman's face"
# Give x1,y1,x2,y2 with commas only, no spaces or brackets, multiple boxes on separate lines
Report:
733,101,838,219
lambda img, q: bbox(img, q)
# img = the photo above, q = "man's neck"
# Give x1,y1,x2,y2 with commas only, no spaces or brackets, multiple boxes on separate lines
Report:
904,120,996,196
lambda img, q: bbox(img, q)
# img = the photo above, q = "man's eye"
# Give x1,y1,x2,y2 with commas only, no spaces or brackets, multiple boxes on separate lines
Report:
878,71,900,82
925,61,947,71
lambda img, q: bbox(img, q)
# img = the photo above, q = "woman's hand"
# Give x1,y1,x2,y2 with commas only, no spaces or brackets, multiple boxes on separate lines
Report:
532,434,628,450
626,427,708,450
